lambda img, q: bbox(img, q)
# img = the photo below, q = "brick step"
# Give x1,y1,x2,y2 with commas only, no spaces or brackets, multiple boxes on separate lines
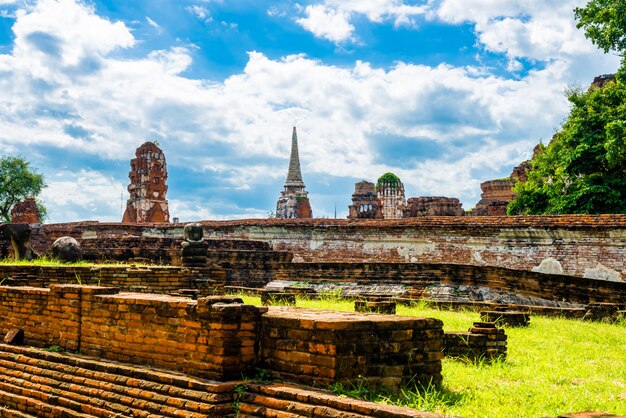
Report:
0,384,100,418
0,343,234,395
237,402,301,418
0,406,37,418
239,392,370,418
0,344,234,417
243,384,443,418
0,365,212,418
0,354,229,415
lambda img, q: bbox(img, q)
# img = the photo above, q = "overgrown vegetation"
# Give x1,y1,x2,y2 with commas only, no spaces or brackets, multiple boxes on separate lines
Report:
239,295,626,417
508,0,626,215
0,155,47,222
0,257,153,267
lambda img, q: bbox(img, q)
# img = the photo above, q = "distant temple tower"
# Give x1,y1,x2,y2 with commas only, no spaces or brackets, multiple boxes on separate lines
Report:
376,172,405,219
276,127,312,218
122,142,170,223
348,180,383,219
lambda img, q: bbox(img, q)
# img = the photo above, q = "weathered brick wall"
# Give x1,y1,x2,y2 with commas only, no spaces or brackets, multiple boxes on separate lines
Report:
276,263,626,305
260,306,444,389
80,293,263,380
443,322,507,362
0,285,264,381
0,285,446,390
20,215,626,280
0,285,83,349
0,265,224,295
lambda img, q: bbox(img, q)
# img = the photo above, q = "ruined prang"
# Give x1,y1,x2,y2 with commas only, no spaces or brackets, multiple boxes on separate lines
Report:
348,180,383,219
122,142,170,223
276,127,312,218
376,172,405,219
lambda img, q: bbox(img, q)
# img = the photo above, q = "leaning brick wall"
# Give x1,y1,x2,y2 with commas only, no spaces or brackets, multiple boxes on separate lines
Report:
259,307,444,389
276,262,626,305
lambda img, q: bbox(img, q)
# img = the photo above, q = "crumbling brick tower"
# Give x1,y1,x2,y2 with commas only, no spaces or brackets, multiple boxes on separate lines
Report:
122,142,170,223
276,127,312,218
376,172,406,219
348,180,383,219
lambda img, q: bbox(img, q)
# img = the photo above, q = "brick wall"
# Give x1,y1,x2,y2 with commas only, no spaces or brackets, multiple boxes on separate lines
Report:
18,215,626,280
276,263,626,305
0,285,445,389
260,306,443,389
0,286,264,380
0,264,224,295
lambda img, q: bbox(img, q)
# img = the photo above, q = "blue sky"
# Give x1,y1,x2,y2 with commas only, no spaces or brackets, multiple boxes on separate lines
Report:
0,0,620,222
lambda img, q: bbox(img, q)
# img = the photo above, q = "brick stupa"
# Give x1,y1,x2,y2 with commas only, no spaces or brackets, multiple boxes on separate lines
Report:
122,142,170,223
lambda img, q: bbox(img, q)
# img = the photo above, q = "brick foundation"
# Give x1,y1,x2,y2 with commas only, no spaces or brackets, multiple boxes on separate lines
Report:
0,285,445,390
259,307,444,389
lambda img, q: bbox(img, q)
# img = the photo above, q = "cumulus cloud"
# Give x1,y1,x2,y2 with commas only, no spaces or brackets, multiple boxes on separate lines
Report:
41,170,126,222
432,0,608,64
0,0,620,222
296,4,355,43
295,0,427,43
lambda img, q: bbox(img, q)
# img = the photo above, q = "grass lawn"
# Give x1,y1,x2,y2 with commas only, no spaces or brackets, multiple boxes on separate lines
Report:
240,295,626,418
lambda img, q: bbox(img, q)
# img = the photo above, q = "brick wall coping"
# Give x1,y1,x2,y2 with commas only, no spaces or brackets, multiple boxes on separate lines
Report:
265,306,443,329
39,214,626,231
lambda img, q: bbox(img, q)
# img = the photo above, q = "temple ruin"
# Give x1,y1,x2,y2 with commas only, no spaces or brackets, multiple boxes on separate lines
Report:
10,198,40,224
348,180,383,219
276,127,312,218
122,141,170,224
376,172,406,219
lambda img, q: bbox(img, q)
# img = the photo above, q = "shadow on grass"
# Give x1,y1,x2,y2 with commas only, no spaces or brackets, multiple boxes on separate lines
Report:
329,380,468,413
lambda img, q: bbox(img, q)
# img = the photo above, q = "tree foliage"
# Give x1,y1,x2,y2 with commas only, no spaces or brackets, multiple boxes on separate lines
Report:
0,156,47,222
508,78,626,214
574,0,626,54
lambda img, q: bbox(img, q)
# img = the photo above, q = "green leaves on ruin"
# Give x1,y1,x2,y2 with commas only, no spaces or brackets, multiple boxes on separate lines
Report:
376,172,401,188
0,156,47,222
508,76,626,215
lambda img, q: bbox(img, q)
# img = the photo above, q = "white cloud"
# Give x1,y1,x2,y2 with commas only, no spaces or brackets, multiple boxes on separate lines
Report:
294,0,427,43
146,16,161,31
432,0,609,65
186,5,212,22
296,4,355,43
41,170,126,222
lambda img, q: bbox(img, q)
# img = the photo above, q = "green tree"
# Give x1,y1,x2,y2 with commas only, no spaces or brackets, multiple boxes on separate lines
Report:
574,0,626,55
508,79,626,214
0,156,47,222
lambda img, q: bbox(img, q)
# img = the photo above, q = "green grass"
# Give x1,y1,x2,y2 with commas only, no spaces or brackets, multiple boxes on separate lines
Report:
0,257,154,267
240,295,626,417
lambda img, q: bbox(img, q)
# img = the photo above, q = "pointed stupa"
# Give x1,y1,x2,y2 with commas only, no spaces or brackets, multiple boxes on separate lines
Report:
275,127,312,218
284,127,305,190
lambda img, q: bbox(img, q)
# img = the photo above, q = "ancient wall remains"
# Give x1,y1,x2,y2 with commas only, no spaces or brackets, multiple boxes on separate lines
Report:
403,196,464,217
10,198,40,224
275,262,626,305
8,215,626,281
260,306,443,388
0,285,445,390
0,264,224,295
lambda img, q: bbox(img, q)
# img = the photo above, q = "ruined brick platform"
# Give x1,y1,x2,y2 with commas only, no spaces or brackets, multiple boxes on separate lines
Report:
0,344,444,418
260,307,444,389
